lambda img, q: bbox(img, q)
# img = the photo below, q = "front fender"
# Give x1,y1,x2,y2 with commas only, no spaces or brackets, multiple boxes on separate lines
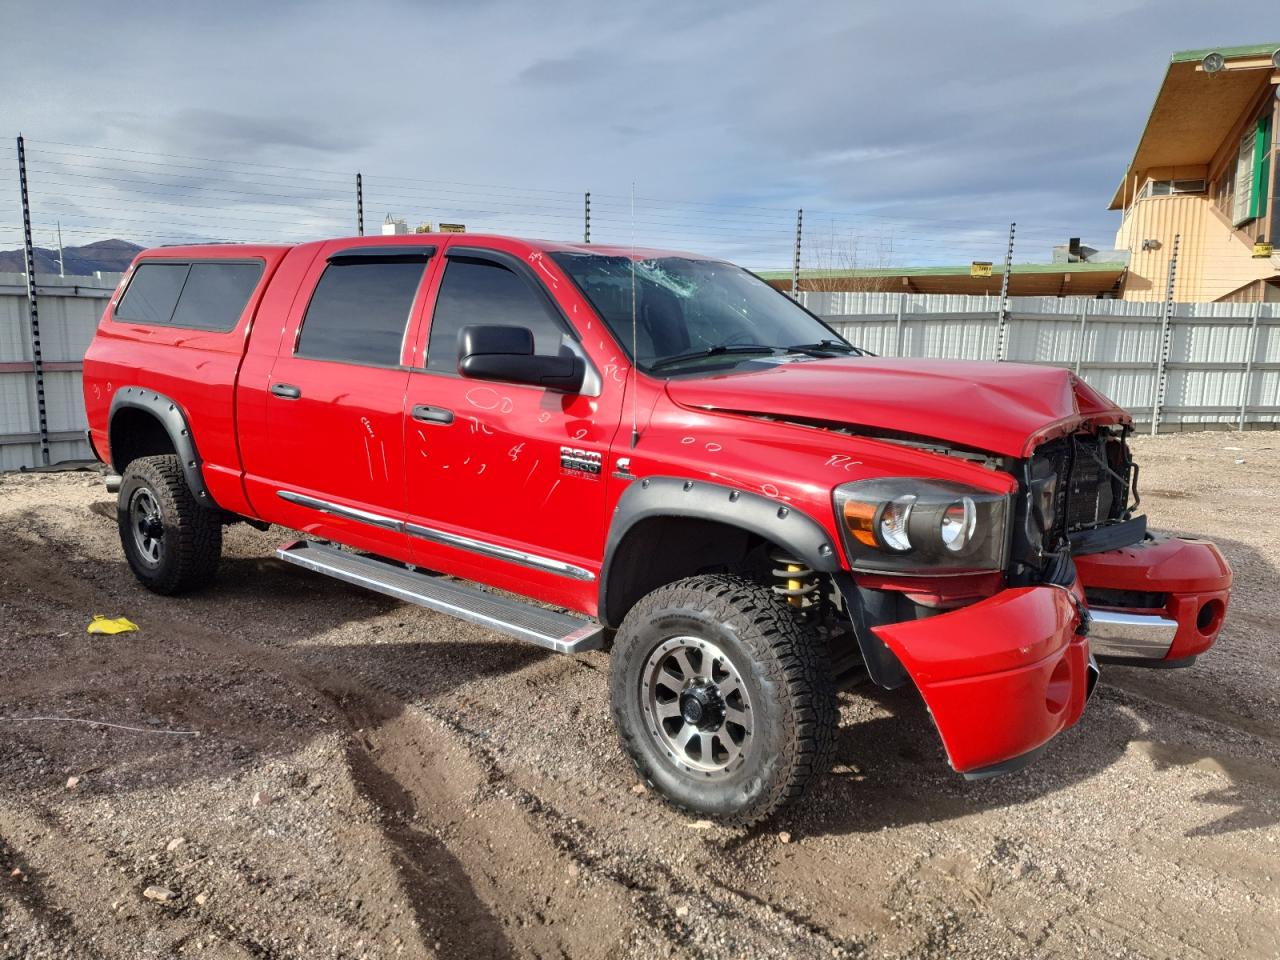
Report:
599,476,841,627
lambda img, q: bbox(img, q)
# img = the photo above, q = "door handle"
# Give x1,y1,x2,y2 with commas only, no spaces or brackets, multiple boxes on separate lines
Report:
271,383,302,400
411,404,454,425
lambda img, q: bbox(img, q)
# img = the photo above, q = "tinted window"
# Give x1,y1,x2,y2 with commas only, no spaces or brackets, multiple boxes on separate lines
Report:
116,263,188,325
426,258,567,373
297,260,426,366
169,262,262,331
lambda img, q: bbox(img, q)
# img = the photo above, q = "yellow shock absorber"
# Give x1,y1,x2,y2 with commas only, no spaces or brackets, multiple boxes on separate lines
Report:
769,548,818,614
786,563,805,609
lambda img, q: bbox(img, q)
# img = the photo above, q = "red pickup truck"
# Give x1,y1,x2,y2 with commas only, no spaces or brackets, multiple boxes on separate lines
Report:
83,234,1232,824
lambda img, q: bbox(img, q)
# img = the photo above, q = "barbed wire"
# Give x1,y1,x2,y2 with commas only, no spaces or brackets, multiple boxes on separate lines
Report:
1,137,1123,272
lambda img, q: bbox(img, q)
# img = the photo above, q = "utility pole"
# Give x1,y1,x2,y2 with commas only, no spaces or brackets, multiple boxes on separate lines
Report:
56,221,65,277
16,136,50,466
995,222,1016,361
790,208,803,300
1151,233,1180,436
584,191,591,244
356,172,364,236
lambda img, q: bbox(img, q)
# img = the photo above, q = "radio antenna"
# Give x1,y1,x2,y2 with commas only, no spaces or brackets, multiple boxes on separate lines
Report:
629,181,640,448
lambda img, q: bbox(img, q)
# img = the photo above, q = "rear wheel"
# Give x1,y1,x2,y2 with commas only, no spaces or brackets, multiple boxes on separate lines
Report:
117,455,221,595
610,574,836,825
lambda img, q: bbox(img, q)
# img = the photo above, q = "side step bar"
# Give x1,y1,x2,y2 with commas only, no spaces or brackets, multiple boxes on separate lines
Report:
275,540,606,655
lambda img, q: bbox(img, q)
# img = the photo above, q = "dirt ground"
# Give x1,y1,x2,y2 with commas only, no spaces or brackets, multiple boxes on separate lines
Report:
0,432,1278,960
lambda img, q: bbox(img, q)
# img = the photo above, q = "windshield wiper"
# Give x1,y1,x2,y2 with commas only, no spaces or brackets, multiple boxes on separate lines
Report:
782,339,863,356
648,344,782,372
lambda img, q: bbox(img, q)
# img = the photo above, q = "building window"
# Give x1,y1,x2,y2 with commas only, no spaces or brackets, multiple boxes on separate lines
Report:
1138,178,1205,200
1234,131,1256,224
1214,172,1232,216
1233,115,1272,226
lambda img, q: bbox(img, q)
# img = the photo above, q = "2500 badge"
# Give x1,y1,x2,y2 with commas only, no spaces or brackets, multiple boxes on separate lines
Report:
560,446,602,477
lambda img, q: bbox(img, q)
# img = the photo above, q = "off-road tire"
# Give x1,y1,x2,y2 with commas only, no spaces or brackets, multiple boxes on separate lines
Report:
610,574,837,825
117,454,221,595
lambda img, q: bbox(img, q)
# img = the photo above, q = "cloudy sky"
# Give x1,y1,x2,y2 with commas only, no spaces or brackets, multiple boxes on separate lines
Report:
1,0,1275,268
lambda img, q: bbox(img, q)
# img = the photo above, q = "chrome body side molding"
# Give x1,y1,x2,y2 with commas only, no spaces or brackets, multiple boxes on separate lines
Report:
275,490,595,581
404,522,595,581
277,489,402,531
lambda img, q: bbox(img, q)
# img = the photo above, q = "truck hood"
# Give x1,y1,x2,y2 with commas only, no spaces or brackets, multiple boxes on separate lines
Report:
664,357,1129,457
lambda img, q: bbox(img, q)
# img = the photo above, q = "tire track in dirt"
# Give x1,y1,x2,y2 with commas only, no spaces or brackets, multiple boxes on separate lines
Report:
7,463,1280,959
3,505,749,956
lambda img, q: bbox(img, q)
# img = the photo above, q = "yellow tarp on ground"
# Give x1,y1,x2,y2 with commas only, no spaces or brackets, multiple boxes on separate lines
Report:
86,616,139,635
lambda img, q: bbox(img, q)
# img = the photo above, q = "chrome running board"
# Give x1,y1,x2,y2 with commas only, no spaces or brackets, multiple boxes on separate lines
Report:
275,540,606,655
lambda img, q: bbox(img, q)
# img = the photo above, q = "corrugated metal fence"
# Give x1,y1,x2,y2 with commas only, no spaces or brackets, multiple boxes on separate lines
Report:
808,291,1280,431
2,280,1278,472
1,271,118,471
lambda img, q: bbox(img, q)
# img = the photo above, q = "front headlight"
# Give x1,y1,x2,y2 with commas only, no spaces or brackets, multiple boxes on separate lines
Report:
833,478,1010,574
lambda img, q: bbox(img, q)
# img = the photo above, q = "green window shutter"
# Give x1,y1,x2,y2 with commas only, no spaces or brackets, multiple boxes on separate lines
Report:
1251,116,1270,221
1259,115,1269,225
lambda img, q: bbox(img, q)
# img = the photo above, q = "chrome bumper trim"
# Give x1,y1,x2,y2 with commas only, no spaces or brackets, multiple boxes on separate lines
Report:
1087,609,1177,660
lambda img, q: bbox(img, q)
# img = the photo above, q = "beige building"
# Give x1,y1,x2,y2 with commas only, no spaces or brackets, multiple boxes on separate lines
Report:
1112,43,1280,302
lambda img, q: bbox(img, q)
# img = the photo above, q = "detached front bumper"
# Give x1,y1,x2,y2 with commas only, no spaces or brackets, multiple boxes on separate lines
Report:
871,585,1094,775
1076,535,1231,666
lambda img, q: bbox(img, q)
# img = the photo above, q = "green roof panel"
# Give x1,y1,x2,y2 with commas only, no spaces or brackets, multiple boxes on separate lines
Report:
1171,42,1280,64
755,262,1127,281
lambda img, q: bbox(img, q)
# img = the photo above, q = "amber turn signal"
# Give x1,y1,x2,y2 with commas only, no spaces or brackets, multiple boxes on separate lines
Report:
841,499,878,548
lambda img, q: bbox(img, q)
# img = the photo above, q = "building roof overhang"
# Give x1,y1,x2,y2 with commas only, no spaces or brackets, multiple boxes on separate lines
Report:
758,261,1127,297
1108,43,1280,210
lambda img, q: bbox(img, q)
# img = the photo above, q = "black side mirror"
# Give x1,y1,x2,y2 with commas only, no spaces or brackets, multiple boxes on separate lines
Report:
457,325,585,393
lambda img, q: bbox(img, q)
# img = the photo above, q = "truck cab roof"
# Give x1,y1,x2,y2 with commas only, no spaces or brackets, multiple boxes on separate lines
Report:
130,234,709,265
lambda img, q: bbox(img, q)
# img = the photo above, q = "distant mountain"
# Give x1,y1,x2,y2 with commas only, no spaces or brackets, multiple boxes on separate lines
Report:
0,239,143,277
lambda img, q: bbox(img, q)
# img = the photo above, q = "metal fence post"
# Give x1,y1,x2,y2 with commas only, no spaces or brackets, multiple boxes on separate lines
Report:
1150,233,1180,436
16,136,50,467
356,172,364,236
1238,300,1262,431
584,191,591,244
1073,299,1090,375
995,221,1016,360
894,295,905,357
790,209,803,300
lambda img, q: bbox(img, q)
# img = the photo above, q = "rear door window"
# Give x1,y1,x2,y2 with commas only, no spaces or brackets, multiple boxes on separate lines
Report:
296,259,427,366
115,260,263,331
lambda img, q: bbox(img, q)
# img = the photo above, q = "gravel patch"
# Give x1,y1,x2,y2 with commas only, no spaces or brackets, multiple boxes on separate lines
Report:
0,432,1277,958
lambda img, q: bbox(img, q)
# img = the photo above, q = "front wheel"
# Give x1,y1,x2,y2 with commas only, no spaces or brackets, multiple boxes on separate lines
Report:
610,574,836,825
117,454,222,595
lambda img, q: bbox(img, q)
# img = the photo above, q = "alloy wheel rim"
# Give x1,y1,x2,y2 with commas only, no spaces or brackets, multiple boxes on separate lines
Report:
642,636,753,777
129,488,165,567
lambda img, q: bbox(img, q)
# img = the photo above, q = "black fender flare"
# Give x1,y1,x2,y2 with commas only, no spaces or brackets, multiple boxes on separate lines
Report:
598,476,841,627
108,386,213,505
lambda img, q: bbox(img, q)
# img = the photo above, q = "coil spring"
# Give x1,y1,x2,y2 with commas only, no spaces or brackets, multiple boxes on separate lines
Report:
769,548,819,615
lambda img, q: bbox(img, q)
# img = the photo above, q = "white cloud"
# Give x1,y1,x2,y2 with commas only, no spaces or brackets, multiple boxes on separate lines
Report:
1,0,1275,267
